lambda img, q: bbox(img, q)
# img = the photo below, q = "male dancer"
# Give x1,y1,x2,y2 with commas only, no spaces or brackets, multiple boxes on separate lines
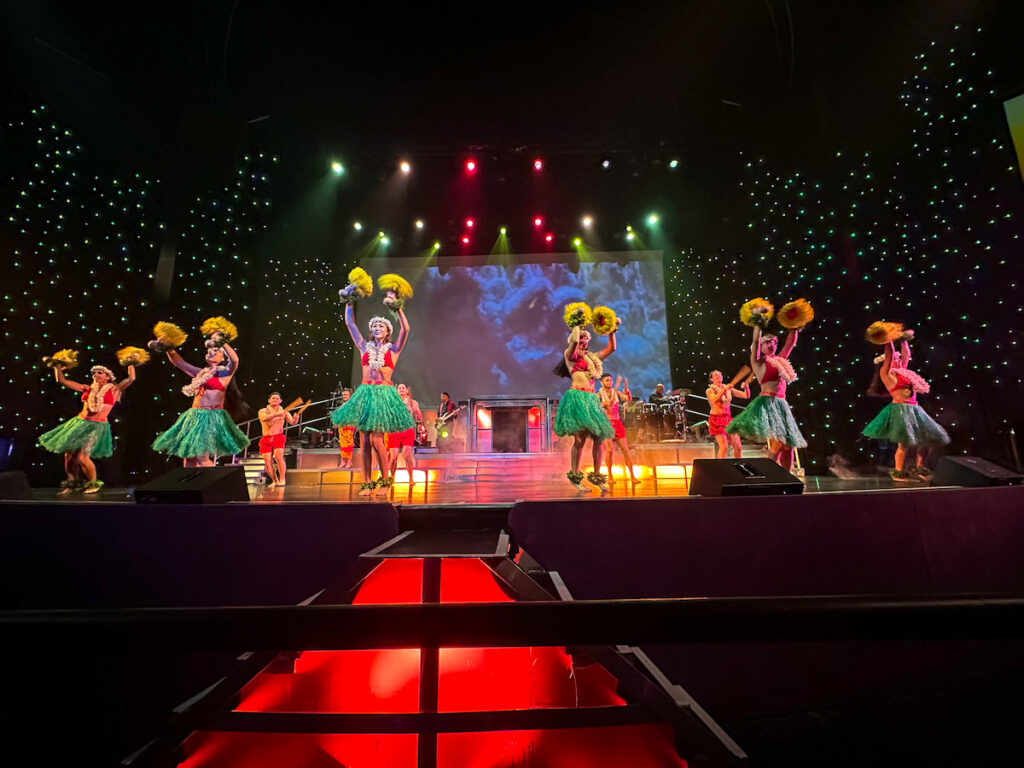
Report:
259,392,298,486
388,383,423,485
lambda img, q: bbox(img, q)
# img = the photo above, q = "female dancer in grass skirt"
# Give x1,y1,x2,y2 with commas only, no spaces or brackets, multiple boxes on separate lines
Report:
332,271,415,496
554,303,618,493
863,324,949,480
726,299,811,471
39,354,137,494
152,323,249,467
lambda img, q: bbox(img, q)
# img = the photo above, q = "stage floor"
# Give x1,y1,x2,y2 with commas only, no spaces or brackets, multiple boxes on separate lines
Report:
32,473,947,506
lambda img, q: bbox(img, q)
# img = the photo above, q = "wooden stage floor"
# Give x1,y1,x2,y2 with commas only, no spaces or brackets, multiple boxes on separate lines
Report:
34,472,945,506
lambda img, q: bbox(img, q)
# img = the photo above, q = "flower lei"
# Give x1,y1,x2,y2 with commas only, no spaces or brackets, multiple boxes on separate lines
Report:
182,365,229,397
765,355,797,384
574,350,603,380
85,382,115,414
363,341,393,371
890,367,931,394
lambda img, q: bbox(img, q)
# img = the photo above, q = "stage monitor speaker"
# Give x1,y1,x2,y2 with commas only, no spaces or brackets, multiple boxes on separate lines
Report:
133,466,249,504
688,458,804,497
0,470,32,500
931,456,1023,487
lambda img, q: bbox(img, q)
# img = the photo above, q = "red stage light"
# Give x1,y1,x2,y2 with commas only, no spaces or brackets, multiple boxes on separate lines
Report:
545,233,553,242
465,159,476,172
533,216,543,228
461,235,470,244
533,158,543,171
465,218,475,229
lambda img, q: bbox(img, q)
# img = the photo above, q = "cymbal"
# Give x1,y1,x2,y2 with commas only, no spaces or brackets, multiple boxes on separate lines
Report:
672,388,691,396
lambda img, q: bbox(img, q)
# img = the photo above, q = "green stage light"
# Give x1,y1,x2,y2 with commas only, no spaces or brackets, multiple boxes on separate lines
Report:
669,159,679,169
626,232,635,241
500,227,507,234
433,241,441,250
647,214,659,225
381,236,389,245
353,221,362,231
573,238,582,247
331,161,344,175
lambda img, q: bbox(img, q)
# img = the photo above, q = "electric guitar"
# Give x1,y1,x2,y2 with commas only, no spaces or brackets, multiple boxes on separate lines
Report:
433,405,464,432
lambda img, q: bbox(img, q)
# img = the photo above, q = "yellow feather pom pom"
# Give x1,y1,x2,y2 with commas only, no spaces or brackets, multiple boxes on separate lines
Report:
116,346,151,367
200,316,239,341
740,298,774,327
152,322,187,348
591,305,619,336
865,321,904,346
778,299,815,330
564,302,592,328
43,349,79,370
377,273,414,300
348,267,373,298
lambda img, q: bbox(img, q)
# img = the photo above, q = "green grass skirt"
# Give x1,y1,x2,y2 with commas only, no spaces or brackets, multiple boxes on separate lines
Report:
152,408,250,458
554,387,615,440
725,394,807,448
330,383,415,434
863,402,950,446
39,417,113,457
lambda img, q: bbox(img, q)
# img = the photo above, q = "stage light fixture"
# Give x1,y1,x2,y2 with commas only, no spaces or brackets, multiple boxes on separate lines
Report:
433,241,441,250
626,232,635,241
648,214,659,225
399,160,411,174
533,158,543,171
545,233,553,243
601,158,611,169
381,236,390,245
331,161,345,174
669,159,679,169
461,235,470,244
415,220,424,229
353,221,362,231
465,158,477,172
581,215,593,228
465,218,475,229
533,216,543,227
573,238,582,247
500,227,507,234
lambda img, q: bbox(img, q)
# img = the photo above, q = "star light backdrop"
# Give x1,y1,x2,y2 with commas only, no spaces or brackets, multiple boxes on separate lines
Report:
1,26,1022,482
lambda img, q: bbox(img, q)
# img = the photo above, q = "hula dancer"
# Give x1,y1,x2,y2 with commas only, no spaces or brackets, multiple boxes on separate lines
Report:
598,373,640,485
258,393,308,486
707,370,750,458
726,298,812,471
554,303,619,493
39,347,142,494
336,388,355,468
863,323,950,480
332,270,415,497
151,319,249,466
388,383,422,486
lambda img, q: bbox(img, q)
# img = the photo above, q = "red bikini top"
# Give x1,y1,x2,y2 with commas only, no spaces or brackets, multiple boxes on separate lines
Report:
81,388,117,405
570,354,590,374
361,350,395,368
203,376,227,392
760,363,780,384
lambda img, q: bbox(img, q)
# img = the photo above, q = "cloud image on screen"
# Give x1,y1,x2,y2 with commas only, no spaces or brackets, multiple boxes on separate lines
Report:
350,252,671,405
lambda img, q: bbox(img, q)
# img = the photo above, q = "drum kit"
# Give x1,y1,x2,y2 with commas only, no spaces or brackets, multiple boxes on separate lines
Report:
631,389,692,443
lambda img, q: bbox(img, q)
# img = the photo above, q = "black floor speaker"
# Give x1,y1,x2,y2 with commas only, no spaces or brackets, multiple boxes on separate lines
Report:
931,456,1023,487
133,466,249,504
688,458,804,496
0,470,32,500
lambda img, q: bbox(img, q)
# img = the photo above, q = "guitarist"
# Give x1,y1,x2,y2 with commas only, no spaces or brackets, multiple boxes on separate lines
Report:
435,392,461,437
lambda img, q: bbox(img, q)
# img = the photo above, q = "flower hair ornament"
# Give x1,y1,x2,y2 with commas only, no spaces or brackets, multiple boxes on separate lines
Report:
90,365,115,380
368,316,393,338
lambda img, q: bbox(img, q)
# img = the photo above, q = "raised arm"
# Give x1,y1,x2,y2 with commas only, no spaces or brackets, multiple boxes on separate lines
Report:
166,350,200,376
117,364,136,392
54,367,87,392
564,325,582,368
881,341,895,378
343,303,365,351
731,380,751,399
779,329,799,358
749,325,762,366
899,336,911,367
392,306,411,353
616,376,631,402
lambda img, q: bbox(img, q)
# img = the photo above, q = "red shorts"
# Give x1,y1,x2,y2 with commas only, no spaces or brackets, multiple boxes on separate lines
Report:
610,418,626,440
708,413,732,436
388,428,415,450
259,433,286,453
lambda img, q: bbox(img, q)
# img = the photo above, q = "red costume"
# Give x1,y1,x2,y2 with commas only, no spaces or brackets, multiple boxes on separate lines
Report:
708,412,732,436
259,433,286,453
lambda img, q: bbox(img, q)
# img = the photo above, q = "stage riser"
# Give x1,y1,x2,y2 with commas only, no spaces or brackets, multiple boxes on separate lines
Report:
0,503,399,610
509,485,1024,723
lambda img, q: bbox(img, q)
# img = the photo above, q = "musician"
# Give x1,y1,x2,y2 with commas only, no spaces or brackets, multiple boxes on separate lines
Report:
258,392,298,486
438,392,458,423
388,383,423,485
648,383,670,405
